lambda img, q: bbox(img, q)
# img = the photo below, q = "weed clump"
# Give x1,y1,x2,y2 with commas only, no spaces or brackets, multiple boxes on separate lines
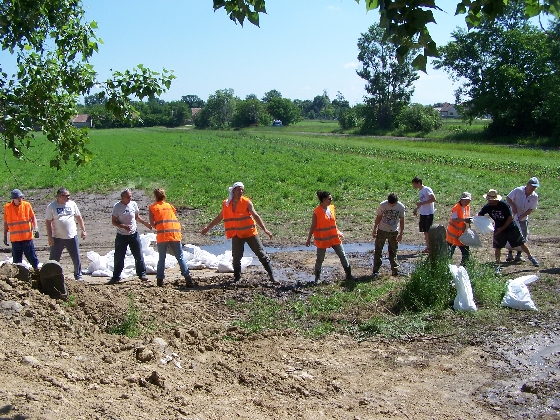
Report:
109,293,153,338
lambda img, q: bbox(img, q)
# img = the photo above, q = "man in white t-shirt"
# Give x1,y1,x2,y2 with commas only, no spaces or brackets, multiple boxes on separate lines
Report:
372,193,406,276
109,189,152,284
45,188,87,280
412,176,436,253
505,177,539,262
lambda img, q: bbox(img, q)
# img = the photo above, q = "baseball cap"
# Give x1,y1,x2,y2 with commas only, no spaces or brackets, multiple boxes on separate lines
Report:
10,189,23,199
528,177,540,188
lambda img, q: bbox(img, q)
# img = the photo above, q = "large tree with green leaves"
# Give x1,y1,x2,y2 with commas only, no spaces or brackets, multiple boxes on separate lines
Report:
213,0,560,71
266,97,302,126
357,24,419,130
194,89,237,129
434,3,560,136
1,0,174,168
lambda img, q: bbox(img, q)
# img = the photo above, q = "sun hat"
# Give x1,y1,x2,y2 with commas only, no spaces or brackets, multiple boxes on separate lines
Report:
460,192,472,201
483,189,502,201
10,189,23,199
226,181,245,206
528,177,540,188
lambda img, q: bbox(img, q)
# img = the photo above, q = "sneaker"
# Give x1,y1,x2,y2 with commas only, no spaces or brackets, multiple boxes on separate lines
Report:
75,276,83,282
529,257,539,267
107,277,120,285
139,275,149,281
514,254,525,263
495,265,502,274
505,252,514,262
372,271,379,278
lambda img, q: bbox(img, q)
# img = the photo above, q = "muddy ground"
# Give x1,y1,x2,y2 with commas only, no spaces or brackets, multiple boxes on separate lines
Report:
0,189,559,419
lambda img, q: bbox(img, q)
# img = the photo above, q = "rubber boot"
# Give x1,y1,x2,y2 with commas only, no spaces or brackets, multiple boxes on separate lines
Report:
233,266,241,283
262,260,278,284
344,266,353,281
184,273,195,287
314,269,321,282
157,278,163,287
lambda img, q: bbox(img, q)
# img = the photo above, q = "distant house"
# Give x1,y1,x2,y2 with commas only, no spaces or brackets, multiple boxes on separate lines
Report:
72,114,93,128
191,108,202,119
438,103,459,118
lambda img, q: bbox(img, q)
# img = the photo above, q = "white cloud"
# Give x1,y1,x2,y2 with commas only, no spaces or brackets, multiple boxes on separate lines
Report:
327,5,341,11
343,62,358,69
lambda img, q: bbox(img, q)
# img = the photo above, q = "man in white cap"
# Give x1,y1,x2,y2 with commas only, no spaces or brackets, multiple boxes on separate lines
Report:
478,189,539,271
201,182,277,284
3,189,40,270
505,177,540,262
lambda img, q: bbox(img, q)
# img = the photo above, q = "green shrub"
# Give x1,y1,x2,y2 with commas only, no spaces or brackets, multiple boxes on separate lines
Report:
397,103,442,133
109,293,153,338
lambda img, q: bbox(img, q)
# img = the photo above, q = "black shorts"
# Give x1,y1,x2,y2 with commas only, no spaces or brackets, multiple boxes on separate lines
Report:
493,226,525,249
418,214,434,232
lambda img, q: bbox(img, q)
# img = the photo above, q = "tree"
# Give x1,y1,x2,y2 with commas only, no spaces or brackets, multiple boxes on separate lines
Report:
396,104,442,133
261,89,282,103
1,0,174,168
181,95,205,108
194,89,236,129
357,24,419,130
332,91,350,119
266,98,302,126
213,0,560,71
434,3,558,136
232,97,270,127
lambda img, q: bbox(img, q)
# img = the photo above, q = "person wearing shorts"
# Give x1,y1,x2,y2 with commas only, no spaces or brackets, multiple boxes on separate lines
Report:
478,189,539,270
412,177,436,253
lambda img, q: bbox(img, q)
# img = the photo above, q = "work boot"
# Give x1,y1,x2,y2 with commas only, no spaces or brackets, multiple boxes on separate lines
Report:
514,252,525,262
314,269,321,282
184,273,195,287
344,266,353,281
505,251,514,262
157,278,163,287
108,277,120,285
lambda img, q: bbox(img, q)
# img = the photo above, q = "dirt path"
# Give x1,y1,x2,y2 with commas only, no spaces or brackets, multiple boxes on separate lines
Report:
0,190,558,419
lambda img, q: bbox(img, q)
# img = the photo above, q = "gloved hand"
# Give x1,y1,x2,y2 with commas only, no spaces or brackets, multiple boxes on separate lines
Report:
34,230,40,238
3,237,8,246
465,217,474,224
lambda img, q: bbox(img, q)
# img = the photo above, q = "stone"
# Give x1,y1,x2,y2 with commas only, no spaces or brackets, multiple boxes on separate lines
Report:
39,261,67,299
22,355,40,366
0,300,23,313
0,263,19,280
136,347,154,362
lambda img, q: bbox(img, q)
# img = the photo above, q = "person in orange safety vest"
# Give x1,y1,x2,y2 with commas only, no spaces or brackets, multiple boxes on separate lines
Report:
149,188,195,288
306,190,352,282
446,191,473,266
201,181,277,285
3,189,40,270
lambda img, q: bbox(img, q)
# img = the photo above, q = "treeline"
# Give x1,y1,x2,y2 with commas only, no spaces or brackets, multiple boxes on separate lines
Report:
78,89,352,129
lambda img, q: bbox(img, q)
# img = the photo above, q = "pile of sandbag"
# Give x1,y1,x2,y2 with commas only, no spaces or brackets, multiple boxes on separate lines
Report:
84,233,252,278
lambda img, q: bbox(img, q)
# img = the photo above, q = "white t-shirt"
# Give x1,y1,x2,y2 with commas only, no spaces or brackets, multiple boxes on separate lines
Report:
112,201,140,235
507,186,538,221
418,186,435,216
376,200,406,232
45,200,81,239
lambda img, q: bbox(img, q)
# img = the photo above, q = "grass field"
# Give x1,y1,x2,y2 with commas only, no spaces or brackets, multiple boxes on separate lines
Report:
2,124,558,240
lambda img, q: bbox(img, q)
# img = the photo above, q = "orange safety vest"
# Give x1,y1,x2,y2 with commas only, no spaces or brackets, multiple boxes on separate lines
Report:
313,204,341,248
446,202,470,246
4,200,35,242
149,201,182,243
222,196,258,239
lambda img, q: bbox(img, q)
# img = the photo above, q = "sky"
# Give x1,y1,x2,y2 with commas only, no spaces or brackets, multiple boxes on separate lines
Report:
6,1,469,106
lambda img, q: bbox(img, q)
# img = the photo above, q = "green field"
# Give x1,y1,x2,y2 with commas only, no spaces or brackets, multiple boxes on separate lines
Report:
2,125,558,240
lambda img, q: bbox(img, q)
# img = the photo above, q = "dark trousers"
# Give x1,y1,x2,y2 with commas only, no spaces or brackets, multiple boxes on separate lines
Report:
113,232,146,279
373,230,399,271
231,235,270,271
448,242,470,266
12,240,39,269
50,236,82,279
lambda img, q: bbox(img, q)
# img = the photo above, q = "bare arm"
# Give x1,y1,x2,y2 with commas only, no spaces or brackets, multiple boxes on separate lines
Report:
201,211,224,235
247,200,272,239
397,216,405,242
134,212,152,230
306,213,317,246
75,215,86,239
45,219,54,246
372,214,382,238
505,196,517,214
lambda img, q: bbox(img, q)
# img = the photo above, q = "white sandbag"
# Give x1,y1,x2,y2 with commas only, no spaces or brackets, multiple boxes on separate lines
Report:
472,216,494,234
501,275,538,311
459,228,482,247
217,255,253,273
449,264,477,312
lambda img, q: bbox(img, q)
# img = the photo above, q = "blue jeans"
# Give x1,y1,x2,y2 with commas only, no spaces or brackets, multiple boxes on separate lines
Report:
156,241,190,280
50,236,82,279
12,240,40,269
113,232,146,279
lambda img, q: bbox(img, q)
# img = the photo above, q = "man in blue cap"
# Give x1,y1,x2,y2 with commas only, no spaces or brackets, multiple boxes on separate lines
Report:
3,189,40,270
505,177,540,262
